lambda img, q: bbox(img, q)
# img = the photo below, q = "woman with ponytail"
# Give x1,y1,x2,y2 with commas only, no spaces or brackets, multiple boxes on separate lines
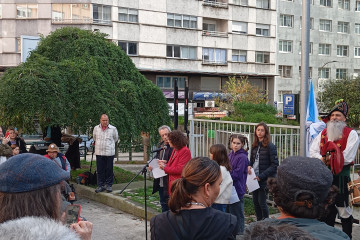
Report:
150,157,237,240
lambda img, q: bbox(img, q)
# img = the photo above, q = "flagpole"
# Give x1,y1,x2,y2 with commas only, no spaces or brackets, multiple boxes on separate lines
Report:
300,0,311,156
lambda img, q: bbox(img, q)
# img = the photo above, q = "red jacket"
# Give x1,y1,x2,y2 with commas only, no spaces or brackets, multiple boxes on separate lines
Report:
164,146,191,195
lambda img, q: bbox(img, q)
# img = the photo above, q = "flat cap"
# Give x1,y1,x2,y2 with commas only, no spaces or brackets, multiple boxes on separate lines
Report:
277,156,333,204
0,153,70,193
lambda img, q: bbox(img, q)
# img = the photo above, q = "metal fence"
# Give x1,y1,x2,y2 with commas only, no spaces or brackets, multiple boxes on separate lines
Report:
189,118,360,165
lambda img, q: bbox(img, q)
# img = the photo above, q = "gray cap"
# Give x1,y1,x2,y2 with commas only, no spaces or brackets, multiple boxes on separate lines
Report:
277,156,333,204
0,153,70,193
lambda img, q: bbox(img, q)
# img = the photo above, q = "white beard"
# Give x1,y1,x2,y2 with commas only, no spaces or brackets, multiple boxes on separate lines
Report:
326,120,346,141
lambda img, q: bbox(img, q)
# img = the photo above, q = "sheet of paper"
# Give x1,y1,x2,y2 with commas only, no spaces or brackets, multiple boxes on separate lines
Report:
148,158,167,179
229,186,240,204
246,168,260,193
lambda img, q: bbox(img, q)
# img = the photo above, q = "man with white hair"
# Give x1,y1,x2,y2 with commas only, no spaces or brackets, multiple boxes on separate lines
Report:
310,100,359,239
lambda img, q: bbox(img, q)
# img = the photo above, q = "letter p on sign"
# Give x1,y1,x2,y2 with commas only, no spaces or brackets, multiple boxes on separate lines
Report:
285,96,292,105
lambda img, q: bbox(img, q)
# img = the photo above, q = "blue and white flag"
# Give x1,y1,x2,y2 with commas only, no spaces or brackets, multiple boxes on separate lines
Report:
306,79,325,157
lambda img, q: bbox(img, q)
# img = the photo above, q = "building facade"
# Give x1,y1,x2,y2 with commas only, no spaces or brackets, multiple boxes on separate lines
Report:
0,0,277,105
276,0,360,111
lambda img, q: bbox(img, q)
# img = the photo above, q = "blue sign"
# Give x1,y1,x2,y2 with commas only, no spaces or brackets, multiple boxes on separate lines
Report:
283,94,295,115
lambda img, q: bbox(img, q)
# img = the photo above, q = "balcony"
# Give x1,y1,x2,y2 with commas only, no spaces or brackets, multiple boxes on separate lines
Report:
203,0,228,8
202,30,228,37
203,18,228,37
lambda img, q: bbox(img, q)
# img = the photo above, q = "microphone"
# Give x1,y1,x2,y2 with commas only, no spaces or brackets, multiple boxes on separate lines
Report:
151,145,167,153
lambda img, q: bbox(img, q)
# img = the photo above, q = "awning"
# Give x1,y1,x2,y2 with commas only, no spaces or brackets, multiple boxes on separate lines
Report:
193,92,222,101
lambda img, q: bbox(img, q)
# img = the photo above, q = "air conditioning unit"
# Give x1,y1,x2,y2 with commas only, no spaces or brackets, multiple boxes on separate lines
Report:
353,73,358,79
205,100,215,108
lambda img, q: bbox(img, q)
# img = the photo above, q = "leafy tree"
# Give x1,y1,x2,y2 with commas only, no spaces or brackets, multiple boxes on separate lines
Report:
216,76,268,113
0,27,170,146
318,78,360,127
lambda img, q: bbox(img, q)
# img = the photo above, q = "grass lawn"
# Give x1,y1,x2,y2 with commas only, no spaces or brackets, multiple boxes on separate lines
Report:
70,160,144,188
121,186,279,222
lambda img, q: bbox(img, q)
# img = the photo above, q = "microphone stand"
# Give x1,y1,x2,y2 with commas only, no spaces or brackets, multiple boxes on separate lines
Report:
119,150,161,240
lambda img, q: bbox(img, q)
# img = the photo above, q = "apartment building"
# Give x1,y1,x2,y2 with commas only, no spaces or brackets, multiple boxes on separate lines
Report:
0,0,277,104
276,0,360,110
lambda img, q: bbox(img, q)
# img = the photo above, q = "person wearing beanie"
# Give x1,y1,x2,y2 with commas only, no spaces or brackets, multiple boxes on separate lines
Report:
245,156,350,240
310,100,359,239
0,153,93,240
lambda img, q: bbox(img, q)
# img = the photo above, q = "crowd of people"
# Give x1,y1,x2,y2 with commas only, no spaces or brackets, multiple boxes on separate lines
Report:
0,99,359,239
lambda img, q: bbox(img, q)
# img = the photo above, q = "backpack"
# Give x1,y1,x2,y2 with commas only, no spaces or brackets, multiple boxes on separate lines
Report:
78,171,97,186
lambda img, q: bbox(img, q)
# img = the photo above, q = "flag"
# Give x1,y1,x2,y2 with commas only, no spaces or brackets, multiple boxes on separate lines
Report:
306,79,319,123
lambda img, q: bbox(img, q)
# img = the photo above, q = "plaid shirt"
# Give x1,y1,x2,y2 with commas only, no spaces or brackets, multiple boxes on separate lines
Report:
93,124,119,156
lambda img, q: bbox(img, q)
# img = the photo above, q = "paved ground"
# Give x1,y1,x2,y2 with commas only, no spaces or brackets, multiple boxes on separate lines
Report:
78,197,150,240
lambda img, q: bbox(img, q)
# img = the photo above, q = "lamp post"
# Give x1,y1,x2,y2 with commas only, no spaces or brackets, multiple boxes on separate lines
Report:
318,60,338,105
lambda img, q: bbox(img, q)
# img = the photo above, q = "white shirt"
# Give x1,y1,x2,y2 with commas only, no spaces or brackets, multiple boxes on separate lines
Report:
93,124,119,156
310,129,359,165
214,166,233,204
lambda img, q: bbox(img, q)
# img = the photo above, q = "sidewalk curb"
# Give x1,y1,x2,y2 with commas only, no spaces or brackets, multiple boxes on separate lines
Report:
73,183,158,221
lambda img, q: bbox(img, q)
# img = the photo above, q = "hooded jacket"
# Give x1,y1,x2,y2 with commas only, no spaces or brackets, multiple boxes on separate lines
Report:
0,216,80,240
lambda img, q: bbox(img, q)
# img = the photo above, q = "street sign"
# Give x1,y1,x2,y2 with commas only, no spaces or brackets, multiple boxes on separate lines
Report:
283,94,295,115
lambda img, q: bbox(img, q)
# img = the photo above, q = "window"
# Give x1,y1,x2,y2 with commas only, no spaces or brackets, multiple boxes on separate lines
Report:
299,66,313,78
118,8,138,23
299,42,313,54
93,4,111,24
279,40,292,53
299,17,314,29
320,0,332,7
203,22,216,32
319,68,330,79
156,76,186,89
255,52,270,63
0,4,2,19
279,65,292,78
280,14,294,27
232,21,247,34
256,0,270,9
338,0,350,10
319,43,331,55
202,48,227,64
51,4,92,23
355,47,360,57
166,45,196,59
118,41,138,55
356,1,360,11
167,13,197,29
17,4,37,18
256,24,270,36
336,69,347,79
319,19,332,31
355,23,360,34
337,21,349,33
232,50,247,62
233,0,248,6
337,45,349,56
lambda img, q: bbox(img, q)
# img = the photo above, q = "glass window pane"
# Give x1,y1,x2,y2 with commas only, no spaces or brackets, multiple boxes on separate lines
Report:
118,42,127,52
175,15,182,27
103,6,111,22
167,14,174,26
128,43,137,55
183,15,190,28
181,47,189,59
174,46,180,57
178,78,185,88
157,77,163,87
164,77,171,88
166,46,173,57
189,47,196,59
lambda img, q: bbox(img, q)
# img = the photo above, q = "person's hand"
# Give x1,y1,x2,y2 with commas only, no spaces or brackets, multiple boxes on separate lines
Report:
254,176,260,181
71,221,93,240
148,165,153,171
2,136,10,145
248,166,252,175
158,160,167,170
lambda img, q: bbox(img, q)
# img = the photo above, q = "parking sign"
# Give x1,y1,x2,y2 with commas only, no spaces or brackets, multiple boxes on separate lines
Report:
283,94,295,115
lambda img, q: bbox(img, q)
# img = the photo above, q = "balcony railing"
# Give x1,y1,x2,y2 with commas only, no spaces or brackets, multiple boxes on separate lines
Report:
202,30,228,37
202,59,227,65
203,0,229,8
51,18,92,24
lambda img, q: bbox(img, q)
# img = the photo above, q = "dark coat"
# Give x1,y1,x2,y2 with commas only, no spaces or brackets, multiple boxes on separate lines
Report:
150,208,237,240
250,142,279,187
7,137,28,154
152,142,173,195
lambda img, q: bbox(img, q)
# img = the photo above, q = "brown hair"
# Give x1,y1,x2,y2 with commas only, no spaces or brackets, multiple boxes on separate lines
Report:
228,134,249,151
10,144,19,150
168,130,188,150
267,178,338,219
0,184,62,223
168,157,221,213
252,122,270,148
210,144,232,171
